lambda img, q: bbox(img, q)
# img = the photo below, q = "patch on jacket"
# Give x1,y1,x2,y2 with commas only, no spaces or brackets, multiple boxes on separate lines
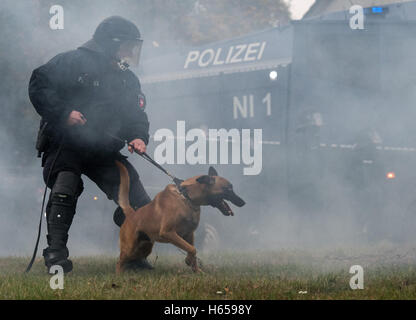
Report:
138,93,146,109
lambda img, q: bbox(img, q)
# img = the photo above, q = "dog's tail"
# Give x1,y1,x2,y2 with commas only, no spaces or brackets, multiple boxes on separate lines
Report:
115,160,135,215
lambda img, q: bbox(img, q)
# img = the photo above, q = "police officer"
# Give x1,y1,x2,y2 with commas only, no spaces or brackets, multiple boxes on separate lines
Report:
29,16,152,273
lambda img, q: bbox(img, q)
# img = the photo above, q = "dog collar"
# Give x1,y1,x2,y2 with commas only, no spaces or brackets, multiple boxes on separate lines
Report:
177,183,191,202
174,180,199,209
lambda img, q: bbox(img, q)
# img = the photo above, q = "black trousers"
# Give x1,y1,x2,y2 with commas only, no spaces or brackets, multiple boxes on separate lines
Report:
42,146,151,212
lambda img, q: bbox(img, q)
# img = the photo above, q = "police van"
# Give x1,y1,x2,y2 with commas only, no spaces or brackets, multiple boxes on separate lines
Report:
134,2,416,248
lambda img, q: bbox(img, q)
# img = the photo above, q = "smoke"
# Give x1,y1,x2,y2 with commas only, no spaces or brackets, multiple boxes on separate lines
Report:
0,0,184,257
230,14,416,252
1,0,416,264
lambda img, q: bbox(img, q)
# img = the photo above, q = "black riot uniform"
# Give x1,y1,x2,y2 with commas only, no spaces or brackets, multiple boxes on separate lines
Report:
28,16,152,273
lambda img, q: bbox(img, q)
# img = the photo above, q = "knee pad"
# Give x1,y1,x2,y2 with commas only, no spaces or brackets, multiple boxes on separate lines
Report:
47,171,83,226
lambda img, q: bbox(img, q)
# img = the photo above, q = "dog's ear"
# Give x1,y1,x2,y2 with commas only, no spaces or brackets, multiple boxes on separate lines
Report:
196,175,215,185
208,166,218,176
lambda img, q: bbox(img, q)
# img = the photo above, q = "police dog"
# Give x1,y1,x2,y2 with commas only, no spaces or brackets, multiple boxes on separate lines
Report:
115,162,245,273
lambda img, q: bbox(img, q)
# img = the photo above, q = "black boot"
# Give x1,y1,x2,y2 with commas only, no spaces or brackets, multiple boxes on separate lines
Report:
43,171,82,274
43,223,73,274
43,247,73,274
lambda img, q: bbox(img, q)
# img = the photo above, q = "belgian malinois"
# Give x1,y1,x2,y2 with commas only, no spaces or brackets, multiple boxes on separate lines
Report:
115,162,245,273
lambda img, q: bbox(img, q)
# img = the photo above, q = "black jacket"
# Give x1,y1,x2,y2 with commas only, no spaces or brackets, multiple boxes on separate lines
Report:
28,40,150,154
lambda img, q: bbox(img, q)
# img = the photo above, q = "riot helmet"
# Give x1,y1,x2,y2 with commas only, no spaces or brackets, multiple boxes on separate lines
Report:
93,16,143,68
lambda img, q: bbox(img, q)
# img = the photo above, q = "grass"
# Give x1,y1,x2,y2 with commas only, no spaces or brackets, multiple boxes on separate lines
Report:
1,248,416,299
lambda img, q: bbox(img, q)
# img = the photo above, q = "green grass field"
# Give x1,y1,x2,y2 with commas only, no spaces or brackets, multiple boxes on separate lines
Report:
1,247,416,299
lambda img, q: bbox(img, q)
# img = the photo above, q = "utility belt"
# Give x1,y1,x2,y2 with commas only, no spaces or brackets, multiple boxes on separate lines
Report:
36,118,125,159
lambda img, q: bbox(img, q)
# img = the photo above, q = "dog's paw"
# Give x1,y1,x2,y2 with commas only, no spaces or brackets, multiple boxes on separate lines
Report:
192,265,204,273
185,255,194,266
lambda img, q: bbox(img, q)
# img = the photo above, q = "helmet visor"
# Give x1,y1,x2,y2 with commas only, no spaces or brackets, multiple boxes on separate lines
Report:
117,39,143,67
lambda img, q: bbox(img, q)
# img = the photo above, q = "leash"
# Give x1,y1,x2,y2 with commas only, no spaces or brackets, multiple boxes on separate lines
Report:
106,132,184,187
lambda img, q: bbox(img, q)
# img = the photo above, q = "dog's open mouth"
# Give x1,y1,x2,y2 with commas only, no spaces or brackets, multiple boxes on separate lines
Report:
210,191,245,216
217,199,234,216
